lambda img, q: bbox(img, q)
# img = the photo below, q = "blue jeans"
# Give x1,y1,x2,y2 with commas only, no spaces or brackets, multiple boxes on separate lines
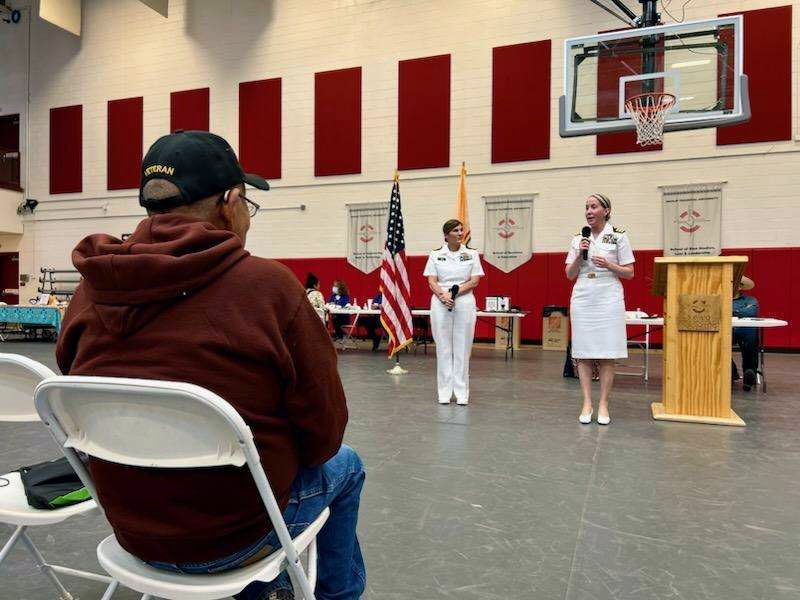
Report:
147,445,366,600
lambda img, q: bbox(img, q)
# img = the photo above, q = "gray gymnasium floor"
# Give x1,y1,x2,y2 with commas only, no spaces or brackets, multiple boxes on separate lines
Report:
1,341,799,600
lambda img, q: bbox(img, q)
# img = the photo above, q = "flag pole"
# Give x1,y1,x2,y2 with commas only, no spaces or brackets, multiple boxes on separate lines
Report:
385,169,409,375
386,352,408,375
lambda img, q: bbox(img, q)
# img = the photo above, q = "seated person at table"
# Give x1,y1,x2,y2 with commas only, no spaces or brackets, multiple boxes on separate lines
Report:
328,279,351,339
733,276,759,392
305,272,326,310
57,131,365,600
362,290,384,351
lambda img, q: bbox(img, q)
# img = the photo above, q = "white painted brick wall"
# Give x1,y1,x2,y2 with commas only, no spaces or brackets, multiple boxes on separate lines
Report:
1,0,799,303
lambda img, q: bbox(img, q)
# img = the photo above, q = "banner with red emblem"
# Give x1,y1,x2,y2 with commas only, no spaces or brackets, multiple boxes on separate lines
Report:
483,195,534,273
661,183,723,257
347,202,388,274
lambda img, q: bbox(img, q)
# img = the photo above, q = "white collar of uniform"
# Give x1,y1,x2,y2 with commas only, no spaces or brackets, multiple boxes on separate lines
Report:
594,222,613,240
443,244,466,256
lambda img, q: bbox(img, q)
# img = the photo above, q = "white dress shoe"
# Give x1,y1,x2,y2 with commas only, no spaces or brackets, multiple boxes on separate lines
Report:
456,398,469,405
438,398,451,404
579,411,593,424
597,413,610,425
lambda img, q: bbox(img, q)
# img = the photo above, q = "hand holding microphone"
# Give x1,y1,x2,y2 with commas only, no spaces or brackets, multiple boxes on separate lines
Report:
447,284,460,311
580,226,591,261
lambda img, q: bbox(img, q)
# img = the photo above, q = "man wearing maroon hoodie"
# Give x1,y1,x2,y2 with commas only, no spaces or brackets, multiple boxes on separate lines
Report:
56,131,366,600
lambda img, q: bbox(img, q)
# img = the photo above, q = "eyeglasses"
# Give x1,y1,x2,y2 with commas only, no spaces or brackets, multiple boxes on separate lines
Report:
219,189,260,217
240,194,260,218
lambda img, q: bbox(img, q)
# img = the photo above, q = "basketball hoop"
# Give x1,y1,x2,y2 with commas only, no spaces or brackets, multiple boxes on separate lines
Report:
624,92,676,146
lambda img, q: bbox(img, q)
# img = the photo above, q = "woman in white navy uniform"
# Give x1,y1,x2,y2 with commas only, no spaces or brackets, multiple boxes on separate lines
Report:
565,194,635,425
424,219,485,405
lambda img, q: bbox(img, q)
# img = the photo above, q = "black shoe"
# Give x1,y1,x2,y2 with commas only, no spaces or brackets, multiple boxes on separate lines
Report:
743,369,756,392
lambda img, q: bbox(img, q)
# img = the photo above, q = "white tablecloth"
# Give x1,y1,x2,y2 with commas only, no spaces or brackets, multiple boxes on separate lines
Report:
326,307,527,319
625,316,788,328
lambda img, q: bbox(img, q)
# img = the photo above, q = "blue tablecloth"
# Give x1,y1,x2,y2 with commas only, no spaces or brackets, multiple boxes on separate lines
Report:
0,305,63,333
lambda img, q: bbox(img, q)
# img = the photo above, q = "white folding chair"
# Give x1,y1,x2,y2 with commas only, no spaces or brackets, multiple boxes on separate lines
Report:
34,376,329,600
0,354,111,600
616,310,650,382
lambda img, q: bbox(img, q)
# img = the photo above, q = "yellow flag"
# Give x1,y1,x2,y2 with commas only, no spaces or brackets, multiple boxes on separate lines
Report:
456,162,471,246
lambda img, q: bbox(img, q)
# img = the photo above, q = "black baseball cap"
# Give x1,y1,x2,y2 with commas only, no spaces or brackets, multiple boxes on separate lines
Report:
139,130,269,210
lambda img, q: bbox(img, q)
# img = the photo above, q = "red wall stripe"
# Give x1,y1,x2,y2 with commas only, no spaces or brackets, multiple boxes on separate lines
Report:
276,248,799,349
717,5,793,146
492,40,551,163
49,105,82,194
170,88,210,133
107,97,143,190
596,34,663,155
397,54,450,170
315,67,362,176
239,78,282,180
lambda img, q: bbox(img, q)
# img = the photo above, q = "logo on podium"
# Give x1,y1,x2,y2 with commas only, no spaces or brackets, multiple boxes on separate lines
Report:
677,294,721,332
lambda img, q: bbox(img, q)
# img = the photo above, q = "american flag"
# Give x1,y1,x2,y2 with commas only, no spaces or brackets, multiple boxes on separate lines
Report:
379,175,413,356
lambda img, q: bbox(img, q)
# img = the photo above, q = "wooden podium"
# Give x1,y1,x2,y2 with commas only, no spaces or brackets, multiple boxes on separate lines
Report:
651,256,748,426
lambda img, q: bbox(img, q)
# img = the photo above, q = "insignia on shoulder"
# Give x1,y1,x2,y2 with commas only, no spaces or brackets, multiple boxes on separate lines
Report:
613,226,625,233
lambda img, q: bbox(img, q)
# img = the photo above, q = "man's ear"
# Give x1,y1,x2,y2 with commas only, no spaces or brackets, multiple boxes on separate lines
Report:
215,188,238,227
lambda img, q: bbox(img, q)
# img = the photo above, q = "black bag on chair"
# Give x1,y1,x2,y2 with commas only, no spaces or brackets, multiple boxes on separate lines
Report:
19,457,91,510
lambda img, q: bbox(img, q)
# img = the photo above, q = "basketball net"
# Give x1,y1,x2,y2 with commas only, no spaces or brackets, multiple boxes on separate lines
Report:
625,92,676,146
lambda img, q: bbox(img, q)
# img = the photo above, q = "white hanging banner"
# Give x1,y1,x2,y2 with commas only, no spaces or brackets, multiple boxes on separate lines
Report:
662,183,723,257
346,202,388,274
483,195,534,273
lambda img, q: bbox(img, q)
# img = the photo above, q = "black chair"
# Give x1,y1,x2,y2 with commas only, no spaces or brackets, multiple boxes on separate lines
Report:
411,310,431,355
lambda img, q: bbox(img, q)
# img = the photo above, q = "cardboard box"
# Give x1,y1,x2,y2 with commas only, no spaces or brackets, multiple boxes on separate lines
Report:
494,316,521,350
542,307,569,351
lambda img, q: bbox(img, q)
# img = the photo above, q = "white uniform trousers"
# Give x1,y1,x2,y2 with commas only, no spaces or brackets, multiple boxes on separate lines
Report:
430,293,477,402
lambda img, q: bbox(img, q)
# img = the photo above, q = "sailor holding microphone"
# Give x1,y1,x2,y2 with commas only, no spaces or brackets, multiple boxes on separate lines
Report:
424,219,485,405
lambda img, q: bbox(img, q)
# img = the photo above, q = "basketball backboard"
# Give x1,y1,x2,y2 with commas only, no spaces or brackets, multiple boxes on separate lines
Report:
559,16,750,137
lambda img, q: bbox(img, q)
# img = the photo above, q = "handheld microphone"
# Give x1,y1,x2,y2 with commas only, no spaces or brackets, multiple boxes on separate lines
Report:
448,285,460,312
581,226,591,260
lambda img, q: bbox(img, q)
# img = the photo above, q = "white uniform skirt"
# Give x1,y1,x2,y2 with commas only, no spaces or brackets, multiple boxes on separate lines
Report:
570,275,627,359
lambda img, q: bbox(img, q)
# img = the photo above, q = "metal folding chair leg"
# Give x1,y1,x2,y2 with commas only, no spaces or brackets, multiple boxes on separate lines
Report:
758,332,767,393
100,579,120,600
1,524,114,599
17,528,74,600
0,524,26,564
307,537,318,590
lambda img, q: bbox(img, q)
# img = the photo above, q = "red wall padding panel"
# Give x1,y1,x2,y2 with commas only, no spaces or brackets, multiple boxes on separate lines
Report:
170,88,210,133
717,5,792,145
397,54,450,170
315,67,362,176
276,247,799,349
492,40,551,163
239,78,282,180
49,105,82,194
596,35,663,155
107,97,143,190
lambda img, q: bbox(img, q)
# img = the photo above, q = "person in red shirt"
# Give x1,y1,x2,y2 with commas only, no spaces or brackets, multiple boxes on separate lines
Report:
57,131,365,600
